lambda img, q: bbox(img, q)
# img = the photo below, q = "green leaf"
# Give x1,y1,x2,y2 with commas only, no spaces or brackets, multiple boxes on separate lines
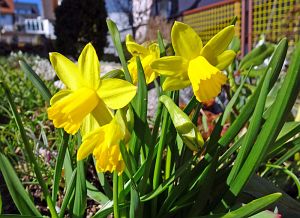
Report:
157,31,166,57
239,43,274,71
86,181,109,204
227,68,272,184
92,201,129,218
130,56,150,159
157,157,211,216
130,184,140,218
219,38,288,148
267,122,300,158
272,137,300,166
1,81,57,217
187,151,219,216
227,39,300,201
228,36,240,53
221,73,248,125
59,169,77,218
0,153,42,216
119,140,135,177
95,167,113,199
245,175,300,217
63,147,74,188
222,193,282,218
73,160,86,218
52,132,69,202
219,135,244,164
183,96,198,115
140,156,196,202
152,108,171,190
241,68,266,78
106,19,132,83
19,60,51,103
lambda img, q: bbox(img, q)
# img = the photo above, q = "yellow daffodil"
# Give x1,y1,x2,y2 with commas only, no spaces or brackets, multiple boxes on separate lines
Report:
47,43,137,135
77,110,130,174
126,34,160,84
151,21,236,102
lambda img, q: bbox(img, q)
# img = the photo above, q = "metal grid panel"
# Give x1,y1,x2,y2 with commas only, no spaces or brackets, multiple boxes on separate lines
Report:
251,0,300,47
183,1,241,45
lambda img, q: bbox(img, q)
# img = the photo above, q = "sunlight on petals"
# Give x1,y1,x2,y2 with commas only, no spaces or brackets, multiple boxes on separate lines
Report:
97,79,137,109
49,52,82,90
188,56,227,102
171,21,202,60
78,43,101,89
48,87,99,135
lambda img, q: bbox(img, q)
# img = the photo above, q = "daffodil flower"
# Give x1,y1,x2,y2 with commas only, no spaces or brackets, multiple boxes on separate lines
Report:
47,43,137,135
126,34,160,84
77,110,130,174
151,21,236,102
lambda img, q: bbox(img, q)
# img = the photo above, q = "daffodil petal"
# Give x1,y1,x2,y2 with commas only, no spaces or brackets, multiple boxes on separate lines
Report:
200,25,235,63
151,56,189,77
215,50,236,70
78,43,101,89
162,77,190,91
91,99,113,126
128,57,138,84
171,21,202,60
49,52,82,90
126,34,148,56
97,79,137,109
188,56,227,102
93,119,126,174
128,43,160,85
141,53,158,84
50,89,72,106
77,127,104,160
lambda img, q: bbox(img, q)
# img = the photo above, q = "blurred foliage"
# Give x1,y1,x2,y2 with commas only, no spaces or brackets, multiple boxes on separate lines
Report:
54,0,108,58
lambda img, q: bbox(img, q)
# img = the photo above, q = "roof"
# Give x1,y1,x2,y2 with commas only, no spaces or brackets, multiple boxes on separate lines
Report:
0,0,14,14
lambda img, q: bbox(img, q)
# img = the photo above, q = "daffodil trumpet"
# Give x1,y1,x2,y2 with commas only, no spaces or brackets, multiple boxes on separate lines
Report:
47,43,137,135
151,21,236,102
77,110,131,175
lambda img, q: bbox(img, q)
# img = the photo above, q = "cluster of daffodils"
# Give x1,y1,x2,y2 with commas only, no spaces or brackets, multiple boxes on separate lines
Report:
47,22,235,174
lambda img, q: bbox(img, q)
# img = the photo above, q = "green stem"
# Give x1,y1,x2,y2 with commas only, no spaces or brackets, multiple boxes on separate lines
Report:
152,109,170,215
153,109,170,188
118,175,127,218
265,164,300,199
52,131,69,202
165,146,172,192
2,82,58,218
113,172,120,218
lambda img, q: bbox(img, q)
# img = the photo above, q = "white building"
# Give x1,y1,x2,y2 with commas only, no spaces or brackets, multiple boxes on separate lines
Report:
24,16,55,39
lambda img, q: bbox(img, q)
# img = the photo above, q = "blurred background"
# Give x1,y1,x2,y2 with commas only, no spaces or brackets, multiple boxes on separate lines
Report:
0,0,299,59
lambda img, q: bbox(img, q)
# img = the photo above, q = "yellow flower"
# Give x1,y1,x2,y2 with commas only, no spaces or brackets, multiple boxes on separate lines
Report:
151,21,236,102
47,43,137,135
77,110,130,174
126,34,160,84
